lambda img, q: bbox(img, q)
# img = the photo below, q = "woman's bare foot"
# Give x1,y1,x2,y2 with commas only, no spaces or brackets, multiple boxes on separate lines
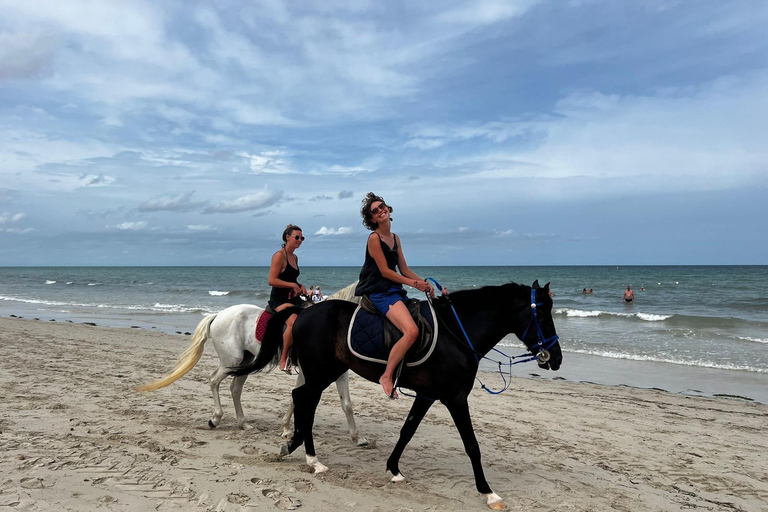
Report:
379,375,398,399
279,360,292,375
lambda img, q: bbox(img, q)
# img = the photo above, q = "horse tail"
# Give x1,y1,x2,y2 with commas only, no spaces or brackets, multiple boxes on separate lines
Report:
229,307,299,377
136,313,217,391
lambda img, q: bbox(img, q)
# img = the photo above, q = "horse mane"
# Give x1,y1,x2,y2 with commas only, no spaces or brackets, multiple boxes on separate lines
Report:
327,281,361,304
435,281,529,308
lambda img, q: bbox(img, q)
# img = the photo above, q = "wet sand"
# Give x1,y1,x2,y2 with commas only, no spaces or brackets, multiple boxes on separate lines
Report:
1,317,766,511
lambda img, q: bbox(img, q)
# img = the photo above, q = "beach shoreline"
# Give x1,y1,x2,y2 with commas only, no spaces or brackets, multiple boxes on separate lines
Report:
1,317,767,511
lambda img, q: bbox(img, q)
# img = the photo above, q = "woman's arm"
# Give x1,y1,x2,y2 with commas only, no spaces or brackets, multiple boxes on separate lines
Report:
368,235,431,294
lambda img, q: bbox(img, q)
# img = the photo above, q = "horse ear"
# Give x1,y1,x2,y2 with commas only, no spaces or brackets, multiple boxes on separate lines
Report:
532,280,540,289
544,282,550,290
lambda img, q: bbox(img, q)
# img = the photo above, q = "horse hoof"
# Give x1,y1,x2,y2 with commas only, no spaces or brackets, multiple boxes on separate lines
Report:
306,455,328,474
281,430,292,440
356,436,370,447
486,493,506,510
391,473,406,483
240,422,253,430
279,443,290,457
208,420,217,429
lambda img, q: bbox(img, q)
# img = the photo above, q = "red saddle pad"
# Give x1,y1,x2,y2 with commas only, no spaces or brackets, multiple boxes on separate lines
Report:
255,311,273,343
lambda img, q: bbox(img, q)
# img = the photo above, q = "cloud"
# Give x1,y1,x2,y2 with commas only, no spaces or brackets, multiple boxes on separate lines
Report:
0,212,26,224
4,227,34,234
309,195,333,202
0,29,59,80
315,226,353,236
338,190,354,199
79,174,118,187
187,224,217,232
112,221,148,231
205,187,284,213
139,192,206,212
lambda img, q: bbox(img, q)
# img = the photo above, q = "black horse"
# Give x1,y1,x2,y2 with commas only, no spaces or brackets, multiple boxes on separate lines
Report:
233,280,562,510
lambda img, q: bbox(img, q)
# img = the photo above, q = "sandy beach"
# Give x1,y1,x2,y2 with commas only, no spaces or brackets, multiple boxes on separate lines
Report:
1,317,766,512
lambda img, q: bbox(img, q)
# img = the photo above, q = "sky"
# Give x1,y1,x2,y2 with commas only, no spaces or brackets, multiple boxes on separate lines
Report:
1,0,766,266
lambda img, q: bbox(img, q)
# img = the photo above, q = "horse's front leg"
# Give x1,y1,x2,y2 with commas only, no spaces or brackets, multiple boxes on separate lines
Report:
444,396,504,510
334,372,369,446
386,396,435,482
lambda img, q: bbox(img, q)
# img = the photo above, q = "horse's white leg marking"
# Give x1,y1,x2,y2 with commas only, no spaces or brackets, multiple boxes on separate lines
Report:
306,455,328,474
334,372,369,445
282,371,305,439
485,492,505,510
230,375,252,430
208,366,229,428
390,472,406,483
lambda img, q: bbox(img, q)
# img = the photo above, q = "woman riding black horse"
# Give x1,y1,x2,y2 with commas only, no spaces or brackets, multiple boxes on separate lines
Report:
232,279,562,510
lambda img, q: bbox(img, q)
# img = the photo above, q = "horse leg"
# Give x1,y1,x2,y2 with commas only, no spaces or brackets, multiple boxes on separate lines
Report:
230,375,252,430
208,366,229,429
386,396,434,482
285,383,327,473
334,372,368,446
281,371,305,439
444,397,504,510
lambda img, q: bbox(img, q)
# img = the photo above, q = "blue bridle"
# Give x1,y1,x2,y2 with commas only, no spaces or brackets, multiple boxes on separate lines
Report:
425,278,560,395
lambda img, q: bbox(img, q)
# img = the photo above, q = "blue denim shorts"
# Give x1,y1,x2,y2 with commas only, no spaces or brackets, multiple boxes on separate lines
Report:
369,286,408,315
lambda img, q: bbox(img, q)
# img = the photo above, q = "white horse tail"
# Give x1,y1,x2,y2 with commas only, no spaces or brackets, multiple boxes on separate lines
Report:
136,313,217,391
327,281,361,304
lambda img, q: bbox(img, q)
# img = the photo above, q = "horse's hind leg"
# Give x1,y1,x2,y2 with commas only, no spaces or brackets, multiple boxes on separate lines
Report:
208,366,229,429
386,396,434,482
334,372,368,446
281,371,305,439
286,384,327,473
230,375,252,430
444,396,504,510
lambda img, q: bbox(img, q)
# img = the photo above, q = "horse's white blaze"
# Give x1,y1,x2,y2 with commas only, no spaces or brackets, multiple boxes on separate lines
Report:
306,455,328,474
390,473,406,483
486,492,505,510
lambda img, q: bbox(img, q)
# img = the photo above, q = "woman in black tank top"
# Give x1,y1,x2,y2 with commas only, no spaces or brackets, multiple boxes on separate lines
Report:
268,224,308,373
356,193,438,398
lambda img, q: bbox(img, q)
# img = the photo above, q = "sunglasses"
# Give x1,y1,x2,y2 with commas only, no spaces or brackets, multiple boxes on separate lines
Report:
370,204,388,216
292,235,305,241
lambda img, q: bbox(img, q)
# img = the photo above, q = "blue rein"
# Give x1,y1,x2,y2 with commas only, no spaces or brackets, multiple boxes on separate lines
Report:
425,278,560,395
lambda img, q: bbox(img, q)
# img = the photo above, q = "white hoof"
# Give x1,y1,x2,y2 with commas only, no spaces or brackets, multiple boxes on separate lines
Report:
486,492,506,510
281,429,292,440
390,472,406,483
306,455,328,474
239,422,253,430
356,436,370,446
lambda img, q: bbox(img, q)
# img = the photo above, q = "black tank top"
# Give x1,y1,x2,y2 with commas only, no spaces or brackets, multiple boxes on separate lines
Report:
355,233,401,296
268,250,301,308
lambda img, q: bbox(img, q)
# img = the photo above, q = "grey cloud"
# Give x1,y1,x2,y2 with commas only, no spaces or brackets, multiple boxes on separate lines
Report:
309,195,333,202
139,192,207,212
205,189,284,213
338,190,354,199
0,30,59,80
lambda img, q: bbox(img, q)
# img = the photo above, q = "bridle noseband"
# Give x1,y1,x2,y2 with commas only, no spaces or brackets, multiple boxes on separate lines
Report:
521,289,560,364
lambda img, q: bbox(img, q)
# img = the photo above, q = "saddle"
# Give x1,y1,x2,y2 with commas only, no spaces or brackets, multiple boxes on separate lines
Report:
254,311,272,343
348,297,438,367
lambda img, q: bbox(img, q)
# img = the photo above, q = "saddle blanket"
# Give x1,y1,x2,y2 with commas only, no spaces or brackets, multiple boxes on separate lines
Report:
254,310,272,343
347,300,438,367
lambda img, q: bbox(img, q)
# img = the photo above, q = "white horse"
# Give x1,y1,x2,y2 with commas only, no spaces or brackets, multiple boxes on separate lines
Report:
138,283,366,444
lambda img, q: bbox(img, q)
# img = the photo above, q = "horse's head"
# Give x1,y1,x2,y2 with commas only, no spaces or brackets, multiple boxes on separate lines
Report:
519,280,562,371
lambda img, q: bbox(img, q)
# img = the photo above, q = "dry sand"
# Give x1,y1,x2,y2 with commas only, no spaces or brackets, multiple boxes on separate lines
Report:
1,317,766,511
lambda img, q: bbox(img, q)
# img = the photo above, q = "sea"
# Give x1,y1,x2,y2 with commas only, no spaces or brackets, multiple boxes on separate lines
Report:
1,266,766,404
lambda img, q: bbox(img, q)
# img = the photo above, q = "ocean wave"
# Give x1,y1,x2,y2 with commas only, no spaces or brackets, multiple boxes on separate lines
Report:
565,348,766,373
66,282,73,285
45,280,56,285
0,294,211,315
87,283,99,286
737,336,768,344
208,291,230,296
554,308,673,321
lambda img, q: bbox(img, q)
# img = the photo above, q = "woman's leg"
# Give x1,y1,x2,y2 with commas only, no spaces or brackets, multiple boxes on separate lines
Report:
381,301,419,397
274,303,298,373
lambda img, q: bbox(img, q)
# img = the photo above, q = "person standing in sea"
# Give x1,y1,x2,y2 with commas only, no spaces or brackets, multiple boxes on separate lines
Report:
354,192,436,398
268,224,308,373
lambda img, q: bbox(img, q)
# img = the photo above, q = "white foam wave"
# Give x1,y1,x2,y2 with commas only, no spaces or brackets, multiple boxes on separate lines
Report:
1,294,210,315
566,348,766,373
87,283,99,286
45,280,56,284
66,282,73,285
208,291,229,296
737,336,768,344
554,308,672,321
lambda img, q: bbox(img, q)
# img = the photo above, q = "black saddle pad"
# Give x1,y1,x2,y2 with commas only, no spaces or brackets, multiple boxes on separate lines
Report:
347,300,438,367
